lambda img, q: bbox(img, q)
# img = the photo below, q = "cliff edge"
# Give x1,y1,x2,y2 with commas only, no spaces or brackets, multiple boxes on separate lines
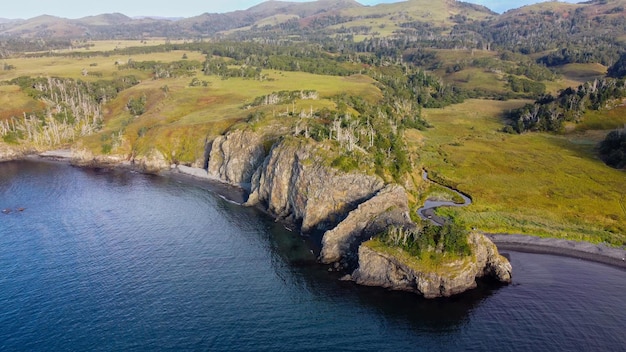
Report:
203,129,512,298
246,137,384,233
351,232,512,298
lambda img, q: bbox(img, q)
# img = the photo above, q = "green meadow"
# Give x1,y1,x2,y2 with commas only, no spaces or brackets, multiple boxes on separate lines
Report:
410,99,626,245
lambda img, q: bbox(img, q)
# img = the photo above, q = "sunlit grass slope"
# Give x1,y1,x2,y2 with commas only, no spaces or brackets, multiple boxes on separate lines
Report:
0,51,205,81
410,99,626,245
82,70,381,163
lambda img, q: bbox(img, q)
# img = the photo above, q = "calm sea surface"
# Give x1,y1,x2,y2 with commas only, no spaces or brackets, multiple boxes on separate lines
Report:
1,160,625,351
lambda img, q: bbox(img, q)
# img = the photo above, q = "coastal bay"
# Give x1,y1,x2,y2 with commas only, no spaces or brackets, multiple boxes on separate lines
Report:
0,160,625,351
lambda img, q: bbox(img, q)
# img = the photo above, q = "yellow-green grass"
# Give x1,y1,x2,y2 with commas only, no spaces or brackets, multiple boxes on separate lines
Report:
0,50,205,82
572,106,626,132
82,71,382,161
365,237,472,275
444,67,507,92
412,99,626,245
342,0,494,27
327,17,400,37
431,48,498,62
254,14,300,27
55,39,189,53
173,72,381,126
504,1,583,15
557,63,607,81
0,85,43,120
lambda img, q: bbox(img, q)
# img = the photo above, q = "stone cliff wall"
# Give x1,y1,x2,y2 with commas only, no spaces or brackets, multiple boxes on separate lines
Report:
70,147,169,173
351,233,512,298
207,129,266,187
245,138,385,233
319,184,413,267
203,129,512,298
0,144,26,162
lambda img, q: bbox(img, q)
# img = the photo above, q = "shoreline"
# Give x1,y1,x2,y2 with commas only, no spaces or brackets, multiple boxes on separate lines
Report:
4,149,626,270
486,234,626,269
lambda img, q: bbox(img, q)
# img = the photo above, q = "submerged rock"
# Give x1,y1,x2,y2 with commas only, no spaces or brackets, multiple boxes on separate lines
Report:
351,233,512,298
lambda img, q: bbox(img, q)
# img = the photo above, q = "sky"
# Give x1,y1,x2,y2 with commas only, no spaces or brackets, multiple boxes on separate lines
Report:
2,0,582,19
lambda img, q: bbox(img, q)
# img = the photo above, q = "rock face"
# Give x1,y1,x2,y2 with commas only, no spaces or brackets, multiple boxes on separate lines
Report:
246,137,385,233
0,144,25,162
204,129,512,298
351,233,512,298
319,184,412,267
71,148,126,166
207,129,266,187
133,149,169,173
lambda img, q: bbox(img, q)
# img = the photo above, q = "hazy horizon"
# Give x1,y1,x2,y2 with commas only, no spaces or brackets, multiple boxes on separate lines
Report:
1,0,582,20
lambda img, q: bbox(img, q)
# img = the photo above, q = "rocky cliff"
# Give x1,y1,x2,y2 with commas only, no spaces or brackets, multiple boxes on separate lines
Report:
351,232,512,298
246,137,385,233
204,129,512,298
206,129,266,188
0,144,26,162
319,184,413,267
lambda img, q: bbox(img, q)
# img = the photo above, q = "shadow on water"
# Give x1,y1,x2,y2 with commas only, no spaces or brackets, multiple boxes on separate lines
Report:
2,160,504,334
256,208,503,332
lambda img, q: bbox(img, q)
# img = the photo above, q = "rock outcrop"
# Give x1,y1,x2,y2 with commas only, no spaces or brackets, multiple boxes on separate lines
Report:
0,144,25,162
351,232,512,298
132,149,169,173
207,129,266,187
319,184,412,267
204,129,512,298
246,137,385,233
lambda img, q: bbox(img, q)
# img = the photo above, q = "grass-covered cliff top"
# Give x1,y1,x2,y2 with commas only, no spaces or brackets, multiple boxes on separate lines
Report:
364,237,474,278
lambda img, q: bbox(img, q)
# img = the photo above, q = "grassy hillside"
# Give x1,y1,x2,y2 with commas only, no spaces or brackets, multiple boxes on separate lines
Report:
408,99,626,245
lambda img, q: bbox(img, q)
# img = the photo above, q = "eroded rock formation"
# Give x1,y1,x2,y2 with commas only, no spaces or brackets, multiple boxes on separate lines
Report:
319,184,412,267
246,137,384,232
351,233,512,298
207,129,266,187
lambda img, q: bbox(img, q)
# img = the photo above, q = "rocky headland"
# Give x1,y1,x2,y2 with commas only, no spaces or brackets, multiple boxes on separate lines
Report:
198,129,513,297
351,233,512,298
1,129,514,298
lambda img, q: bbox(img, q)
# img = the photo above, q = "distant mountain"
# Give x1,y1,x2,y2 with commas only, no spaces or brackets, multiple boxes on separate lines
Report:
0,0,623,58
176,0,363,35
76,13,132,26
132,16,184,21
0,15,87,38
0,0,364,38
0,18,21,24
466,0,626,65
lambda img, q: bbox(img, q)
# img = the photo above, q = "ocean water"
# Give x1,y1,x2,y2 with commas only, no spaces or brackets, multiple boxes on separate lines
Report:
0,160,624,351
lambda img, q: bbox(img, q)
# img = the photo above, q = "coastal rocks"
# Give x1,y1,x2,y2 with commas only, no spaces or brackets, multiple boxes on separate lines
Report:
246,137,385,233
70,148,128,168
204,129,513,298
351,233,512,298
0,144,25,162
132,149,169,173
207,129,266,187
319,184,412,267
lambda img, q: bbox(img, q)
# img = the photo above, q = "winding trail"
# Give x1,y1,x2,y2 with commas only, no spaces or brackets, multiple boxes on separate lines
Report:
417,170,471,225
416,169,626,268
